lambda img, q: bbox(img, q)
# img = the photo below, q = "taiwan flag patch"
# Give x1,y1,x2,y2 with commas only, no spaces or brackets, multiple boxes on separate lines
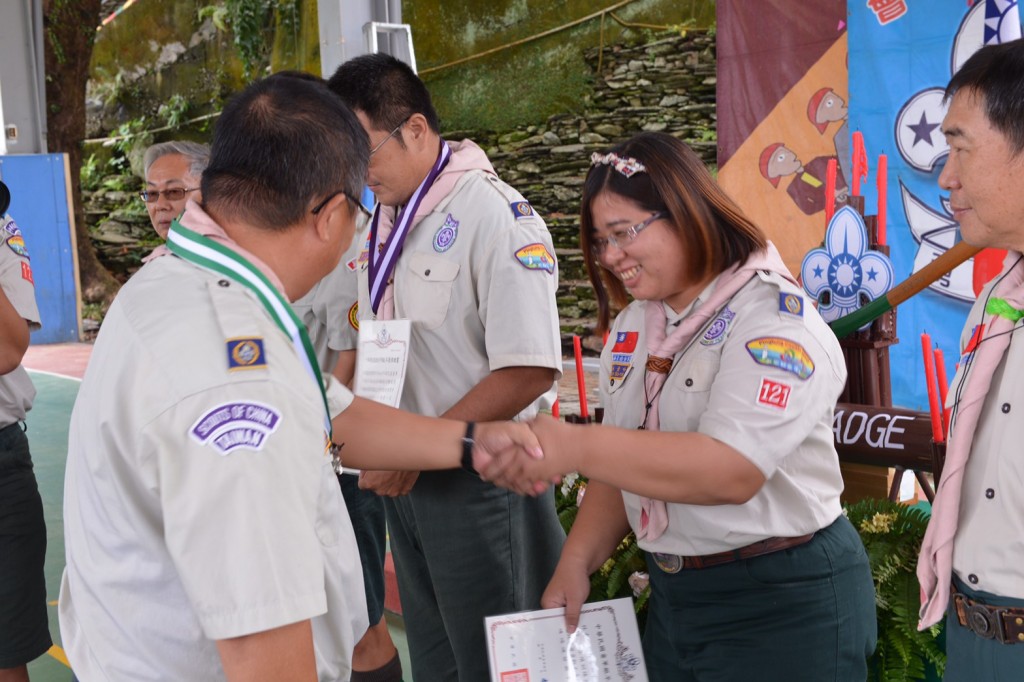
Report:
610,331,639,381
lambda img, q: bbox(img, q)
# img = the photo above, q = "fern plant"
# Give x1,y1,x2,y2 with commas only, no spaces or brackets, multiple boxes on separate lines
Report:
845,499,946,682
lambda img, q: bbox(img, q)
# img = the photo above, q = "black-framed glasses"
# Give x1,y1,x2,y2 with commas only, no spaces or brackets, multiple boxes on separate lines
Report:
369,117,410,156
311,190,372,219
139,187,199,203
589,211,668,256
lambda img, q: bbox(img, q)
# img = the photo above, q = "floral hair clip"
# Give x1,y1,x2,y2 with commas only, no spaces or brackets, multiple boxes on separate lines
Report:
590,152,647,178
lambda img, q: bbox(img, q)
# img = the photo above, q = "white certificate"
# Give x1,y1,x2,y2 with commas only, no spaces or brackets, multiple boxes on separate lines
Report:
353,319,411,408
484,597,647,682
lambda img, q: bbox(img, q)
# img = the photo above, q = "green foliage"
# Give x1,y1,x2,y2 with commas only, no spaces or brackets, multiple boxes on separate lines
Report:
845,499,946,682
81,154,102,192
200,0,277,80
158,94,191,130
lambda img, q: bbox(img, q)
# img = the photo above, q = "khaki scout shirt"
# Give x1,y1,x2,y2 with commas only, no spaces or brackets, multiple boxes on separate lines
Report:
599,271,847,556
0,215,41,427
357,166,562,417
951,282,1024,598
60,253,366,681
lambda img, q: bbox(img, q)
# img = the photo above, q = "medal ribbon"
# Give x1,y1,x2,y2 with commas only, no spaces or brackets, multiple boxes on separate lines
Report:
368,139,452,314
166,220,332,438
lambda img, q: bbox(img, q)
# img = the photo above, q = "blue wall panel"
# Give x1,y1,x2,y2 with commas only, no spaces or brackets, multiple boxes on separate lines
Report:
0,153,80,343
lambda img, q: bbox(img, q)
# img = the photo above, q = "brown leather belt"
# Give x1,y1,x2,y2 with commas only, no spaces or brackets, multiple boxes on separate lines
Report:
652,533,816,573
952,588,1024,644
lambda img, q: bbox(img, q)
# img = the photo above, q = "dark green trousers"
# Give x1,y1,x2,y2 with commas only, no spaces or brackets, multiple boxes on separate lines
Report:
642,515,877,681
944,575,1024,681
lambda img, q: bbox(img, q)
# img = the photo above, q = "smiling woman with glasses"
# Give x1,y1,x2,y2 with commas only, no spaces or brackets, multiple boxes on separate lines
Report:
491,131,878,681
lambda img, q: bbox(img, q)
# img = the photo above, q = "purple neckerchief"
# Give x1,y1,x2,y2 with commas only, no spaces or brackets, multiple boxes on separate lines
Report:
367,139,452,315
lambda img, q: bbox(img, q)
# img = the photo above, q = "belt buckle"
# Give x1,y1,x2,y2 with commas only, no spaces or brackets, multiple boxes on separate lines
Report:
966,602,1001,640
652,552,682,574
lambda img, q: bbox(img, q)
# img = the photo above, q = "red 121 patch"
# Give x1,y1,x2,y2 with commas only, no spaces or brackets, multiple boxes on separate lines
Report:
21,261,33,284
757,377,791,410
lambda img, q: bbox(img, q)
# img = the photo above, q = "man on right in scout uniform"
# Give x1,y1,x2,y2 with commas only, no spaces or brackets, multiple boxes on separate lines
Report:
917,38,1024,680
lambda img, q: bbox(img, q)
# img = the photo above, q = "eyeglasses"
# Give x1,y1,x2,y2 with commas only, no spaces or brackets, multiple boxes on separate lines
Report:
139,187,199,203
589,211,668,256
311,190,373,219
369,117,410,156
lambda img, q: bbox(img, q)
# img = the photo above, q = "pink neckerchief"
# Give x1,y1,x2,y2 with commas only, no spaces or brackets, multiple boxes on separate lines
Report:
145,200,287,294
917,252,1024,628
372,139,496,320
637,241,795,541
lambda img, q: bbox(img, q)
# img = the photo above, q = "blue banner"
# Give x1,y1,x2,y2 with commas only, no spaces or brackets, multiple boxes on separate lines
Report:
848,0,1021,410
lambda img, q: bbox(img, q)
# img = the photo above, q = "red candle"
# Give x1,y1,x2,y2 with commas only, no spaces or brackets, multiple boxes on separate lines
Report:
877,154,888,245
573,335,589,419
921,333,943,442
852,131,866,196
552,397,560,419
934,347,951,438
825,158,838,224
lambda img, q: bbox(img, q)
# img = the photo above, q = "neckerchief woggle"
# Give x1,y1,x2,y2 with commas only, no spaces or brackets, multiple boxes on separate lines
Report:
367,139,452,315
166,220,333,440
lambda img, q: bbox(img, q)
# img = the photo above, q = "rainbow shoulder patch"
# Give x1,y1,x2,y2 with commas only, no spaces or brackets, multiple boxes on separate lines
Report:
744,336,814,380
514,243,554,274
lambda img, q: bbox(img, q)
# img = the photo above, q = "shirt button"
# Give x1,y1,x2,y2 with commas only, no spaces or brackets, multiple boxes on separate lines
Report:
968,574,979,584
425,269,431,276
684,378,694,387
1002,403,1011,414
986,488,995,499
218,279,230,287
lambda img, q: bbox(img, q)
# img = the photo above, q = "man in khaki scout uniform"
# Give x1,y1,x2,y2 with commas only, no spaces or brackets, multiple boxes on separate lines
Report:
328,54,565,682
0,182,52,682
60,74,543,682
916,39,1024,680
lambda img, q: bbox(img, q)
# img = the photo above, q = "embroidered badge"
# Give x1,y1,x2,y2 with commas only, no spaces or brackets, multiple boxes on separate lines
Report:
514,243,554,274
700,307,736,346
745,337,815,380
779,293,804,317
6,235,28,258
226,337,267,371
347,301,359,331
21,261,33,284
189,401,282,455
610,331,639,381
510,201,534,219
963,323,985,356
757,377,792,410
357,237,370,271
3,220,21,237
433,213,459,252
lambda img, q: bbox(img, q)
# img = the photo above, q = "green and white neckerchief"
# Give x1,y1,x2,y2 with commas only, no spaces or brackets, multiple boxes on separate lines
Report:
166,219,333,441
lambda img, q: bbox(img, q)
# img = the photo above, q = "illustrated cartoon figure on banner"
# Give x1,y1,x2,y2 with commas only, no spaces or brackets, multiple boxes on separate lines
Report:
801,205,895,328
808,87,852,184
759,143,849,216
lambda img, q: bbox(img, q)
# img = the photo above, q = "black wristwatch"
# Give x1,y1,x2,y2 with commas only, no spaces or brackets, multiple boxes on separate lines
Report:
461,421,476,473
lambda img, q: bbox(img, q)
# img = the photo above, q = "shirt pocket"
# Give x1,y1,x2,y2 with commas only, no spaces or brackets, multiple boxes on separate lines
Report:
674,349,720,393
403,251,460,331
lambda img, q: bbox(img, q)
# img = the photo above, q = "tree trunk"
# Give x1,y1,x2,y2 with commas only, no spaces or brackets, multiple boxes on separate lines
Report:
43,0,120,304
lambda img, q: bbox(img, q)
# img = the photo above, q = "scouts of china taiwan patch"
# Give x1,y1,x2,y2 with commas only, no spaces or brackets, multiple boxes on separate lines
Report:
514,243,554,274
700,307,736,346
6,234,29,258
433,213,459,252
610,331,639,382
744,336,815,380
189,401,282,455
226,337,267,371
779,292,804,317
4,219,22,237
348,301,359,331
510,201,534,219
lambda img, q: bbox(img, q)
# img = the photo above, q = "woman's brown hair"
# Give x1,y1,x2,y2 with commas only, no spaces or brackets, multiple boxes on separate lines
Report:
580,132,768,332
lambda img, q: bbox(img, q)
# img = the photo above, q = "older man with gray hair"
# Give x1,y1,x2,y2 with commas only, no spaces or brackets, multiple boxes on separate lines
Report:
141,140,210,239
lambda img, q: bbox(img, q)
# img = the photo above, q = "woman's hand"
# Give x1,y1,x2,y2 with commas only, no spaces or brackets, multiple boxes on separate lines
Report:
541,556,593,633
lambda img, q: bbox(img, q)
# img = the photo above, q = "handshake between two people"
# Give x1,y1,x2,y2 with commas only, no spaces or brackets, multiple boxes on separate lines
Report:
470,415,580,497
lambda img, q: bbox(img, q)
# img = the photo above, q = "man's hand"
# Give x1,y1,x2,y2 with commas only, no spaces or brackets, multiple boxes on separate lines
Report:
358,470,419,497
474,417,569,496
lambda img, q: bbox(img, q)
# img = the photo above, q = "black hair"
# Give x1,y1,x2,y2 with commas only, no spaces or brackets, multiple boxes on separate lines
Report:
326,53,440,135
946,38,1024,154
202,74,368,230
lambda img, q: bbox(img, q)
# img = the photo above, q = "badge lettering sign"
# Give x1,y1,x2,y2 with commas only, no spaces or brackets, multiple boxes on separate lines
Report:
831,404,935,471
190,401,282,455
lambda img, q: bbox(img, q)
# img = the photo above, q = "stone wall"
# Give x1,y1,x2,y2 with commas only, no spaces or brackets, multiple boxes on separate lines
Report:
84,30,718,348
443,30,717,348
